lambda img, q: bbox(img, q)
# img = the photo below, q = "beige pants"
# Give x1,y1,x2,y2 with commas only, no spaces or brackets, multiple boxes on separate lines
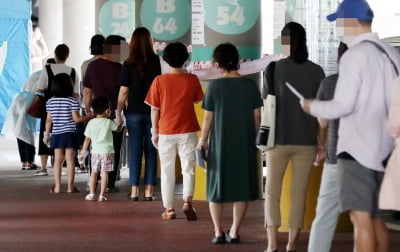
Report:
158,132,197,209
264,144,316,228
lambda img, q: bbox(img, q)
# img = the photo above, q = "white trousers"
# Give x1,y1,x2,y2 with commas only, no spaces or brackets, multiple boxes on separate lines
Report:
158,132,197,209
308,162,339,252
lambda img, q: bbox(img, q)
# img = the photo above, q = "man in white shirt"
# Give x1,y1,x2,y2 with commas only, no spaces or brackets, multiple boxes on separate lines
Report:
302,0,400,251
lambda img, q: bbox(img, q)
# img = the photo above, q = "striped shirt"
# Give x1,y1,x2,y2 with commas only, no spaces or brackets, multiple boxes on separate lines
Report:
46,97,80,134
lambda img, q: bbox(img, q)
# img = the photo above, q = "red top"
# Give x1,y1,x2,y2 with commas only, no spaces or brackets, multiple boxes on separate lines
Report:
145,73,204,134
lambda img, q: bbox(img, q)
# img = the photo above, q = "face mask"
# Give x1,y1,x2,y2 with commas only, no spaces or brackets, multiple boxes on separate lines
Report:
339,35,355,45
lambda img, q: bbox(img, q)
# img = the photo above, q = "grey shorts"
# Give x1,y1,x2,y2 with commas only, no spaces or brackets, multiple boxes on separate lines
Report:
337,158,384,217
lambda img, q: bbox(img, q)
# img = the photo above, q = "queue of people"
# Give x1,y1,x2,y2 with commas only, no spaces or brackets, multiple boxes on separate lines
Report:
3,0,400,250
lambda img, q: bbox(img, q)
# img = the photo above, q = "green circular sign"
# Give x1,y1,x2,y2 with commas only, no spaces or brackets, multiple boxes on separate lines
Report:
140,0,191,41
204,0,259,35
99,0,135,39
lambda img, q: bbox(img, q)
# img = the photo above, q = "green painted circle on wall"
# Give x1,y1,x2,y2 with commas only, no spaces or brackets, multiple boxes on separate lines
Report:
204,0,259,35
140,0,191,41
99,0,135,38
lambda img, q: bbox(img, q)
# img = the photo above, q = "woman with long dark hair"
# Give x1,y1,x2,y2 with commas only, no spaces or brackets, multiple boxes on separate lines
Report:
116,27,161,201
263,22,325,252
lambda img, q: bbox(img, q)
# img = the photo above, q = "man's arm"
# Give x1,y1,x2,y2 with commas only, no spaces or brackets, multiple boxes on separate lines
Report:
303,59,361,119
83,87,93,114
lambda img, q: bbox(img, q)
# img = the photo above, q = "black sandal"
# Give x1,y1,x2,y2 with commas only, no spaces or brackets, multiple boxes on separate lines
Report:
67,187,80,193
211,232,225,244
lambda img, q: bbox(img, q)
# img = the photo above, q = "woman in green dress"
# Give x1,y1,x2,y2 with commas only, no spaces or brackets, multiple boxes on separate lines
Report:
197,43,263,244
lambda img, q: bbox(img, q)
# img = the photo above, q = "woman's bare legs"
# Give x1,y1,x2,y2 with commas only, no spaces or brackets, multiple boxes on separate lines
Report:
209,202,224,237
229,201,248,238
130,185,139,198
266,226,279,251
287,227,301,251
145,184,153,198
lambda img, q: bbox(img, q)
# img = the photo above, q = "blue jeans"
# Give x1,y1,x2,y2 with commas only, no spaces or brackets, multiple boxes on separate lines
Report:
125,114,157,186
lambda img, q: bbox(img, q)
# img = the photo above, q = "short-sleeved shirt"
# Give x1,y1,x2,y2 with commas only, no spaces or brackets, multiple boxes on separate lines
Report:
46,97,80,134
266,58,325,145
145,73,204,134
84,118,118,154
80,56,97,100
119,55,161,115
316,74,339,164
84,58,122,119
37,63,80,94
81,57,96,86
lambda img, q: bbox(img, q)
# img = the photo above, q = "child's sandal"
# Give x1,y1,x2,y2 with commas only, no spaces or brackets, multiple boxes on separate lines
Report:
85,193,96,201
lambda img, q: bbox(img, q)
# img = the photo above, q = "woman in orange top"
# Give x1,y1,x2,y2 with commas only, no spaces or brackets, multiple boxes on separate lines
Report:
145,42,204,220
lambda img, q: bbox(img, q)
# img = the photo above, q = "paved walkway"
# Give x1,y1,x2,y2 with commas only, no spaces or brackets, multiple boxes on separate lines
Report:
1,136,400,252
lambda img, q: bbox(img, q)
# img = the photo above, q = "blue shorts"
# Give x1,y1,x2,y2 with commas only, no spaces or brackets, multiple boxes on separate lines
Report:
51,132,78,149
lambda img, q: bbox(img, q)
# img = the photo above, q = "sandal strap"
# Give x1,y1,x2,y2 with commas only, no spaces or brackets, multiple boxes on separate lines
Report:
85,193,96,200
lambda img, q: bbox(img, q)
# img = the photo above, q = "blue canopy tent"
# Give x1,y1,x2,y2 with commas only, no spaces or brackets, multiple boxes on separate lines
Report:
0,0,31,131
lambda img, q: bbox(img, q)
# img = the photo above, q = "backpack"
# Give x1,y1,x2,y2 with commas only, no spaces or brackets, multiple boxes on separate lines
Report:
44,64,76,100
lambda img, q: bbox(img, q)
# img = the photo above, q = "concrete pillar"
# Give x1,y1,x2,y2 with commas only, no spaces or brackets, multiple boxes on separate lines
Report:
39,0,62,57
62,0,95,72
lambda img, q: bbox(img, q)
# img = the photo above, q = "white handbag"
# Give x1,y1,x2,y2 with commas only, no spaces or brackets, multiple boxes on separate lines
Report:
256,61,276,151
256,94,276,151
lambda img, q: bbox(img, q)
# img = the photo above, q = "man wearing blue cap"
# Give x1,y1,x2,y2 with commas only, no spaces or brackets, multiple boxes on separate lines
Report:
302,0,400,251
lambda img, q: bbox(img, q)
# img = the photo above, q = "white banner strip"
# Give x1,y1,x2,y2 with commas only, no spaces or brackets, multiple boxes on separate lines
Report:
191,55,274,80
